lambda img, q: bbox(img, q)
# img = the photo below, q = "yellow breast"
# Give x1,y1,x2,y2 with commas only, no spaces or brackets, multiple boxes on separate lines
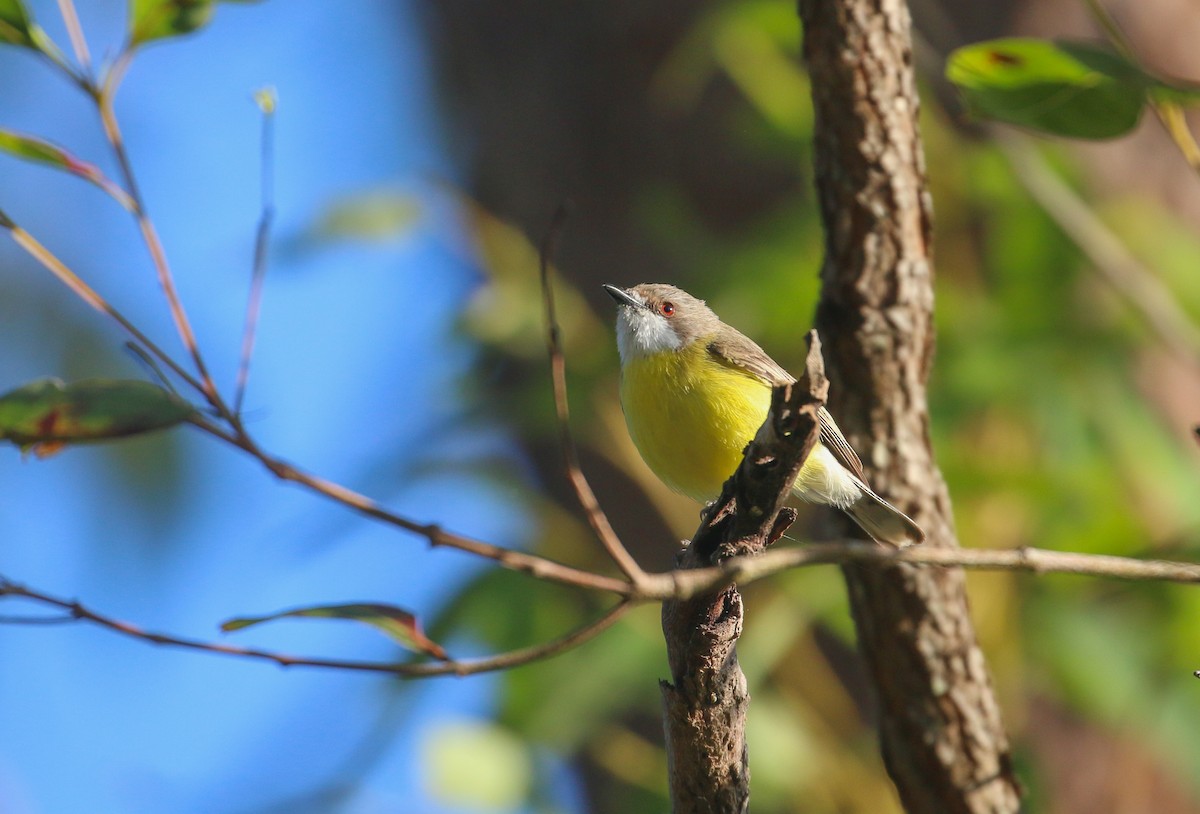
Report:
619,341,774,502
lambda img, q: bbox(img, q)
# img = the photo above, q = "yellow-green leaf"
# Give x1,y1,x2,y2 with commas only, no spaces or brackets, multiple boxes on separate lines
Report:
129,0,213,44
0,378,196,454
128,0,258,46
221,602,449,660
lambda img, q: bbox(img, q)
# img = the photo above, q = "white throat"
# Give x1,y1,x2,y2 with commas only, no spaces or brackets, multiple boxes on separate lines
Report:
615,304,682,365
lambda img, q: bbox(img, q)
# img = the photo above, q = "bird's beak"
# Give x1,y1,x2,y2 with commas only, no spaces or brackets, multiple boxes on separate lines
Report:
603,284,643,310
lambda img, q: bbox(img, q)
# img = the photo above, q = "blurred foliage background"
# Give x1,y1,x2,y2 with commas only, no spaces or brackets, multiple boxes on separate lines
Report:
421,0,1200,812
3,0,1200,812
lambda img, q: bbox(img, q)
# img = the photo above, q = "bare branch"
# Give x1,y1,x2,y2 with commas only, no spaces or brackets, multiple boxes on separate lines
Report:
0,577,636,679
96,56,225,408
189,416,635,597
661,331,827,814
657,540,1200,602
5,533,1199,678
537,204,648,584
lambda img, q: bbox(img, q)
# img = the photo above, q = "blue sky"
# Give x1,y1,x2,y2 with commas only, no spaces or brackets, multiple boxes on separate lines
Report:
0,2,536,811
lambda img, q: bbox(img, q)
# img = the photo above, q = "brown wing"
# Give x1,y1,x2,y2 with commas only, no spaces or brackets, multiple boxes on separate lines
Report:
706,330,794,387
707,330,866,481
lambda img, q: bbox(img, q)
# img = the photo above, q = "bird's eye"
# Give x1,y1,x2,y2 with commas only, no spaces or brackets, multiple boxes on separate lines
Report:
661,302,675,317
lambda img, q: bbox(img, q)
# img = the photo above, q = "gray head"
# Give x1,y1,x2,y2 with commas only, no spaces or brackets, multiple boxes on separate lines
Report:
603,283,723,365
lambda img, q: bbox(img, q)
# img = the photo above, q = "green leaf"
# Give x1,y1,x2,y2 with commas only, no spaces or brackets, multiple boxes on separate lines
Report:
0,0,34,47
0,130,134,210
0,378,196,455
946,38,1153,139
221,602,449,660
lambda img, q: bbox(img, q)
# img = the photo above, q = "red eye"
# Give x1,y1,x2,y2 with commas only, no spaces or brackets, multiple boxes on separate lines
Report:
661,302,675,317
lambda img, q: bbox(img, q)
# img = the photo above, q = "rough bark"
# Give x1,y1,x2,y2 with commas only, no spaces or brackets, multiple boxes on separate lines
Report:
798,0,1022,812
661,337,827,814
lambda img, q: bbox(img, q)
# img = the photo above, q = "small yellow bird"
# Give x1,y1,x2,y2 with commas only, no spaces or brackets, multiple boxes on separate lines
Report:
605,283,924,547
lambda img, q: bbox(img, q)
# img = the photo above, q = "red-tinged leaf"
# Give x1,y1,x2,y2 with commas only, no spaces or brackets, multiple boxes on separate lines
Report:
222,602,450,660
0,378,196,453
0,130,134,210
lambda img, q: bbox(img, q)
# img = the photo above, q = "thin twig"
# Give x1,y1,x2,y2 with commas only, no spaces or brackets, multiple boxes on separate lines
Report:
1083,0,1135,60
0,577,635,678
124,342,182,396
234,89,277,415
0,614,75,625
400,599,634,677
188,416,635,596
996,133,1200,366
1,216,208,394
96,53,225,408
55,0,92,76
537,204,647,584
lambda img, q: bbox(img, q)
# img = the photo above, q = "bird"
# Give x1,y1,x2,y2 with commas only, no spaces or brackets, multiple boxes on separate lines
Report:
604,282,924,547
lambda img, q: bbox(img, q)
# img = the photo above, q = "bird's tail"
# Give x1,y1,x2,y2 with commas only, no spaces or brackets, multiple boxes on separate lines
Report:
844,488,925,547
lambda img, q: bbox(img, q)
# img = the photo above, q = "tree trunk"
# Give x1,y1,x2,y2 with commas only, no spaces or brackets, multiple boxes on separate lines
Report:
798,0,1022,811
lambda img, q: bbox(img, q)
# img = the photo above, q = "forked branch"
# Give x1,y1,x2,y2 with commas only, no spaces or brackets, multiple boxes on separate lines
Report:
661,331,827,814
